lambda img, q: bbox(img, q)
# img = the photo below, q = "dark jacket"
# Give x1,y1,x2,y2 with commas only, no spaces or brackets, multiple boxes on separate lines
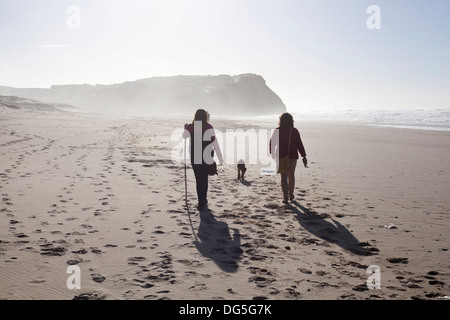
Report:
183,122,223,165
270,127,306,159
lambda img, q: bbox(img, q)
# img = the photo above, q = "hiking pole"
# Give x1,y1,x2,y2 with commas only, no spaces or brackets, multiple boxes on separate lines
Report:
184,138,187,205
184,135,198,241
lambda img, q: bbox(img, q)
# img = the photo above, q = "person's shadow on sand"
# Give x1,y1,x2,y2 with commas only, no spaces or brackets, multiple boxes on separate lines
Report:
240,179,251,187
290,202,367,256
194,209,242,273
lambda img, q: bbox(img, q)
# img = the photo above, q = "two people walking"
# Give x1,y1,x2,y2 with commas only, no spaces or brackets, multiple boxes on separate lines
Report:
182,109,307,210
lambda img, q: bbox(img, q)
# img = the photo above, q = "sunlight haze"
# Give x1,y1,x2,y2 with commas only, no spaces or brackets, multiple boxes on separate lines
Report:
0,0,449,112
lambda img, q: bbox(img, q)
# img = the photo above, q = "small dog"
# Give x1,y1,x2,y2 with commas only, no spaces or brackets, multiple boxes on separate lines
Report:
237,159,247,180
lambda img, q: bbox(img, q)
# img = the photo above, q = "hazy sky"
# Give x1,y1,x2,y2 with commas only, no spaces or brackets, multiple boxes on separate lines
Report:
0,0,449,112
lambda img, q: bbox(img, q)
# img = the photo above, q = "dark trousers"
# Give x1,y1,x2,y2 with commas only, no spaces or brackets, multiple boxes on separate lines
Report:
192,164,209,207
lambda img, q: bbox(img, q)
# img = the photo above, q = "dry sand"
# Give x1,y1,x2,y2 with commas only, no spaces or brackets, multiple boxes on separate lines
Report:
0,109,449,300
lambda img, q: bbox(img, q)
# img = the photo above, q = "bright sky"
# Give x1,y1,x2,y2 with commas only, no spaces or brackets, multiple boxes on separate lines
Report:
0,0,449,112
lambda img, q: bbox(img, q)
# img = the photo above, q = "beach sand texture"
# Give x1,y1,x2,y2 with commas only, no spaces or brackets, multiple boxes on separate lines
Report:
0,110,449,300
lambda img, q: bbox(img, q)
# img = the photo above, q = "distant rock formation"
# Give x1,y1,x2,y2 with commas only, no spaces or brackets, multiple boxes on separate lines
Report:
0,74,286,116
0,95,75,113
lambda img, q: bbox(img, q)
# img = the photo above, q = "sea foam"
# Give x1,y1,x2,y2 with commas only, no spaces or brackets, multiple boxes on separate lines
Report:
291,109,450,131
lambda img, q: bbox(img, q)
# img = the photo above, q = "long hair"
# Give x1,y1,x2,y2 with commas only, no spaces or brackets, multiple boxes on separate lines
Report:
192,109,209,124
279,112,294,128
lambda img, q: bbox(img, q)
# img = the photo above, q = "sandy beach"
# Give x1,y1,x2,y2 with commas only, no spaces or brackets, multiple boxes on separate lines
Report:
0,109,449,300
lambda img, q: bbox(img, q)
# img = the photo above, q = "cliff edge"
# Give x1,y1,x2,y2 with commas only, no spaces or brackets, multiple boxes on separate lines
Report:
0,74,286,116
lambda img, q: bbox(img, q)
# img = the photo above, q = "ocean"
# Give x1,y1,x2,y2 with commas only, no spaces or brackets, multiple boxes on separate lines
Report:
289,109,450,131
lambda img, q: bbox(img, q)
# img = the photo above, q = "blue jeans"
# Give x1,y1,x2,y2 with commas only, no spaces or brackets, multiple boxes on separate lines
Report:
192,164,209,207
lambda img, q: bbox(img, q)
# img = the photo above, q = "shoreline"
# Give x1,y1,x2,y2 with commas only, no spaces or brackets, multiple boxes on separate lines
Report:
366,123,450,132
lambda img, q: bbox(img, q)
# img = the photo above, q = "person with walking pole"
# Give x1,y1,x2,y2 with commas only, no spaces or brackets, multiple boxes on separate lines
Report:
182,109,223,211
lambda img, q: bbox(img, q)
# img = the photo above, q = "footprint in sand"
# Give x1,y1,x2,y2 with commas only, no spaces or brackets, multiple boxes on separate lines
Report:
40,244,67,256
91,273,106,283
248,267,276,288
127,256,146,265
66,257,84,265
73,291,108,300
388,257,409,264
298,268,312,275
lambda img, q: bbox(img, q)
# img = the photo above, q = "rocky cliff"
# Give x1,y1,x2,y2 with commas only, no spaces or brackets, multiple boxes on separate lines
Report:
0,74,286,116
